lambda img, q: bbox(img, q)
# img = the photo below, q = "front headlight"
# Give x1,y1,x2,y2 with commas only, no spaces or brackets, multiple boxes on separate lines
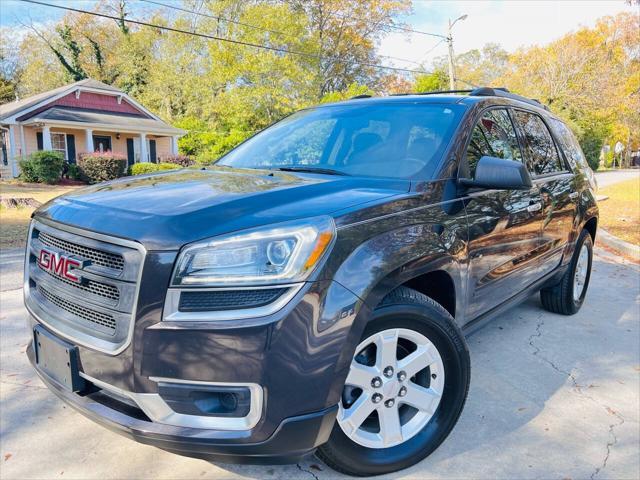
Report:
172,216,336,287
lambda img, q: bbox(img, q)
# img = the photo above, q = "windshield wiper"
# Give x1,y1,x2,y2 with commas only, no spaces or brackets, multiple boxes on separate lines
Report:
272,166,349,176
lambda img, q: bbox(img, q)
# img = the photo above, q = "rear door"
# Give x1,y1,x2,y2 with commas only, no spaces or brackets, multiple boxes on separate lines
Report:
510,110,576,277
462,108,546,319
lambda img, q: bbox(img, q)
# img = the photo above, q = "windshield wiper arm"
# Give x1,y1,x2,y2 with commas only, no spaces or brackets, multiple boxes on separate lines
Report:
273,166,349,176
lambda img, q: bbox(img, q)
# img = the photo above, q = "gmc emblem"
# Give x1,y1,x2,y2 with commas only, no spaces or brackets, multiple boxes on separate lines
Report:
38,249,87,283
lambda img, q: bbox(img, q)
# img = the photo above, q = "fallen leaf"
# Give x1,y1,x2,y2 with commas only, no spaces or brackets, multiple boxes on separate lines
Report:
4,453,12,461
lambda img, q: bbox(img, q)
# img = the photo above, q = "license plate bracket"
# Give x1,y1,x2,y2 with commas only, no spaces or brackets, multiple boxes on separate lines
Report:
34,325,85,392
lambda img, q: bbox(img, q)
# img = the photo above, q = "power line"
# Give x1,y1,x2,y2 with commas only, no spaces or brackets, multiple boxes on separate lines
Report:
140,0,426,69
140,0,290,38
20,0,433,76
418,38,446,64
329,11,447,39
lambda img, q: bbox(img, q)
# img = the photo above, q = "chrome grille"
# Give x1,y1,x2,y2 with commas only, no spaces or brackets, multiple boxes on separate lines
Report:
25,220,145,354
37,263,120,301
38,284,116,334
38,230,124,271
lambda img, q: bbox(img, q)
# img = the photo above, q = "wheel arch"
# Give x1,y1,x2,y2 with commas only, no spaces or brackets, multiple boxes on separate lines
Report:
583,216,597,242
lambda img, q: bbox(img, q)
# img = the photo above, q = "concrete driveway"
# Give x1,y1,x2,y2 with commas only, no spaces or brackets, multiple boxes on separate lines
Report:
1,247,638,480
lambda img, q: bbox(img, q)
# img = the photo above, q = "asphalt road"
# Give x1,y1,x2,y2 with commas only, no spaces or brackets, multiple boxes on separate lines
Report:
1,243,639,479
594,169,639,189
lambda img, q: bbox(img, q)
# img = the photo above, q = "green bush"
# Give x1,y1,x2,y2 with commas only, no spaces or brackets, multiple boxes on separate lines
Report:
65,163,82,180
18,157,38,183
130,163,158,175
130,162,179,175
19,151,65,184
78,152,127,183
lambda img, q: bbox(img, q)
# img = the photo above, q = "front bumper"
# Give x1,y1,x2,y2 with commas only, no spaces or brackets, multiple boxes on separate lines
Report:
27,343,337,463
25,274,368,463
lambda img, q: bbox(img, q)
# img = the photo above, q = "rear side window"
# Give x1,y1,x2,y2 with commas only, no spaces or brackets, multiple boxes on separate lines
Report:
549,118,587,169
465,108,522,179
512,110,563,176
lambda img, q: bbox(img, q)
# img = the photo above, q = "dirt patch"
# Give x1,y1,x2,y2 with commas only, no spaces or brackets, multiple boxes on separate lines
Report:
0,197,42,209
0,181,81,249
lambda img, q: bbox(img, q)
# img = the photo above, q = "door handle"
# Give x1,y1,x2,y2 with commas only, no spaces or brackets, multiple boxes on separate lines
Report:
569,192,579,200
527,202,542,213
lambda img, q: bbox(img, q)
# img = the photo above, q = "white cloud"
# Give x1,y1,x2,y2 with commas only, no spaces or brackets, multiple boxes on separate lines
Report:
378,0,637,69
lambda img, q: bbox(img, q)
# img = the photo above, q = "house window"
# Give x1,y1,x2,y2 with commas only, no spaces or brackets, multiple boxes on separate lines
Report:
51,133,67,160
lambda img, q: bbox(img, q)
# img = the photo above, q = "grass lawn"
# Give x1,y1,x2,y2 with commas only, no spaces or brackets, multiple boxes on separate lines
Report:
0,181,81,249
598,177,640,246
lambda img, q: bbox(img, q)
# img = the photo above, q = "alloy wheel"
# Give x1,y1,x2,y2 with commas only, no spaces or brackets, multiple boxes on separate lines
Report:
573,243,590,302
337,328,445,449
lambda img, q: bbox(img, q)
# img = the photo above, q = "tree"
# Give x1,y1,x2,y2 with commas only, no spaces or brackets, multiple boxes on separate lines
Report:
414,69,448,92
289,0,412,97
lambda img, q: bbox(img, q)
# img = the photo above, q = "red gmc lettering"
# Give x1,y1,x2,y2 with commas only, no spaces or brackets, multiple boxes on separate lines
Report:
37,249,82,283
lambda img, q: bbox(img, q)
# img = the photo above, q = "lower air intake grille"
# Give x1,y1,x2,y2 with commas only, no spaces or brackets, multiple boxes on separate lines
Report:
38,285,116,334
178,288,288,312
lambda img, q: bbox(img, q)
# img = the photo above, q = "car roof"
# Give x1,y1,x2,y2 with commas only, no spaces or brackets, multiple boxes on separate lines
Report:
325,88,552,116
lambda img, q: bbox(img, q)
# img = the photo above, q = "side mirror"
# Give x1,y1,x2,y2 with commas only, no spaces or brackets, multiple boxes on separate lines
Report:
459,156,532,190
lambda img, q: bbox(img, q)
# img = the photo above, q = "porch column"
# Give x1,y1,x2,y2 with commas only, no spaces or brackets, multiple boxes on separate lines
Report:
8,125,18,177
171,135,179,155
85,128,94,152
42,125,52,150
140,133,148,162
19,125,26,158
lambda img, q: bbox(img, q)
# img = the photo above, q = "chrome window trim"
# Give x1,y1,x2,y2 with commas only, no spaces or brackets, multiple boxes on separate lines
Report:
80,373,263,431
24,218,146,356
162,283,304,322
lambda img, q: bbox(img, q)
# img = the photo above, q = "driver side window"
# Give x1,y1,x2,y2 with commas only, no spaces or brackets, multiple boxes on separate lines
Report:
465,109,523,179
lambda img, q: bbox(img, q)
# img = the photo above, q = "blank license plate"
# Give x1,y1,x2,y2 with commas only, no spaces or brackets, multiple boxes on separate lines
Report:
34,325,85,392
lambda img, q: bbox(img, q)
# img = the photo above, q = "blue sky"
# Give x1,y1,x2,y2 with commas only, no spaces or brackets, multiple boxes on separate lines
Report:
1,0,635,67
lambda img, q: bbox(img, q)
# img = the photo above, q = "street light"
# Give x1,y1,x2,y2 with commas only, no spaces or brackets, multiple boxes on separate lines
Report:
447,14,468,90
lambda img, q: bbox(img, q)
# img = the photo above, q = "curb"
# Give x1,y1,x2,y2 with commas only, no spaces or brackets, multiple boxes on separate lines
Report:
598,229,640,262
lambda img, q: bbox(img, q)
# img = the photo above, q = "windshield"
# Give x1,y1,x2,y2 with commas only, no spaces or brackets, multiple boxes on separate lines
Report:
217,103,463,179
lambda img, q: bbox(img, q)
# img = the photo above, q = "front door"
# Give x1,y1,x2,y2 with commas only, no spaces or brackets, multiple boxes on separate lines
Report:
511,110,576,277
462,108,545,319
92,135,112,153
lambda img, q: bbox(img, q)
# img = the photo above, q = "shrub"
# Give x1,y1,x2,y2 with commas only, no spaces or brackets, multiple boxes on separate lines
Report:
66,163,82,180
130,163,158,175
19,151,65,184
18,157,38,183
158,162,180,171
78,152,127,183
130,162,179,175
163,154,194,167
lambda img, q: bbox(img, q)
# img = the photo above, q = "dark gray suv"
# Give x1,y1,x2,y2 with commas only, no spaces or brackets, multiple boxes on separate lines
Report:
25,87,598,476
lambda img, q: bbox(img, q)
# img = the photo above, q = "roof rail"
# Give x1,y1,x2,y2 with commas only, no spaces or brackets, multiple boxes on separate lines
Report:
350,94,372,99
390,89,472,97
470,87,549,110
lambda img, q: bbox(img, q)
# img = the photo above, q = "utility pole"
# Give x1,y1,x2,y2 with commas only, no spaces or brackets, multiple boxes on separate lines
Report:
446,15,468,90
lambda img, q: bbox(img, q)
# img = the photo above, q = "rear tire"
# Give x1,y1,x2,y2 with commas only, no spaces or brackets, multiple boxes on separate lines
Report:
540,229,593,315
316,287,470,476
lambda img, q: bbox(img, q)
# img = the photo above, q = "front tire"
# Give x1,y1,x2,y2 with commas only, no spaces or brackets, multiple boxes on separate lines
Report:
541,228,593,315
317,287,470,476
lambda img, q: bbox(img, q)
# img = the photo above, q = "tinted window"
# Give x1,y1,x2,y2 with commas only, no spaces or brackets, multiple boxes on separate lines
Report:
512,111,563,175
549,118,587,169
218,104,463,179
465,109,522,179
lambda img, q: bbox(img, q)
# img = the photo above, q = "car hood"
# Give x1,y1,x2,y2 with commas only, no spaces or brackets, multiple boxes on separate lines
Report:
36,167,410,250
